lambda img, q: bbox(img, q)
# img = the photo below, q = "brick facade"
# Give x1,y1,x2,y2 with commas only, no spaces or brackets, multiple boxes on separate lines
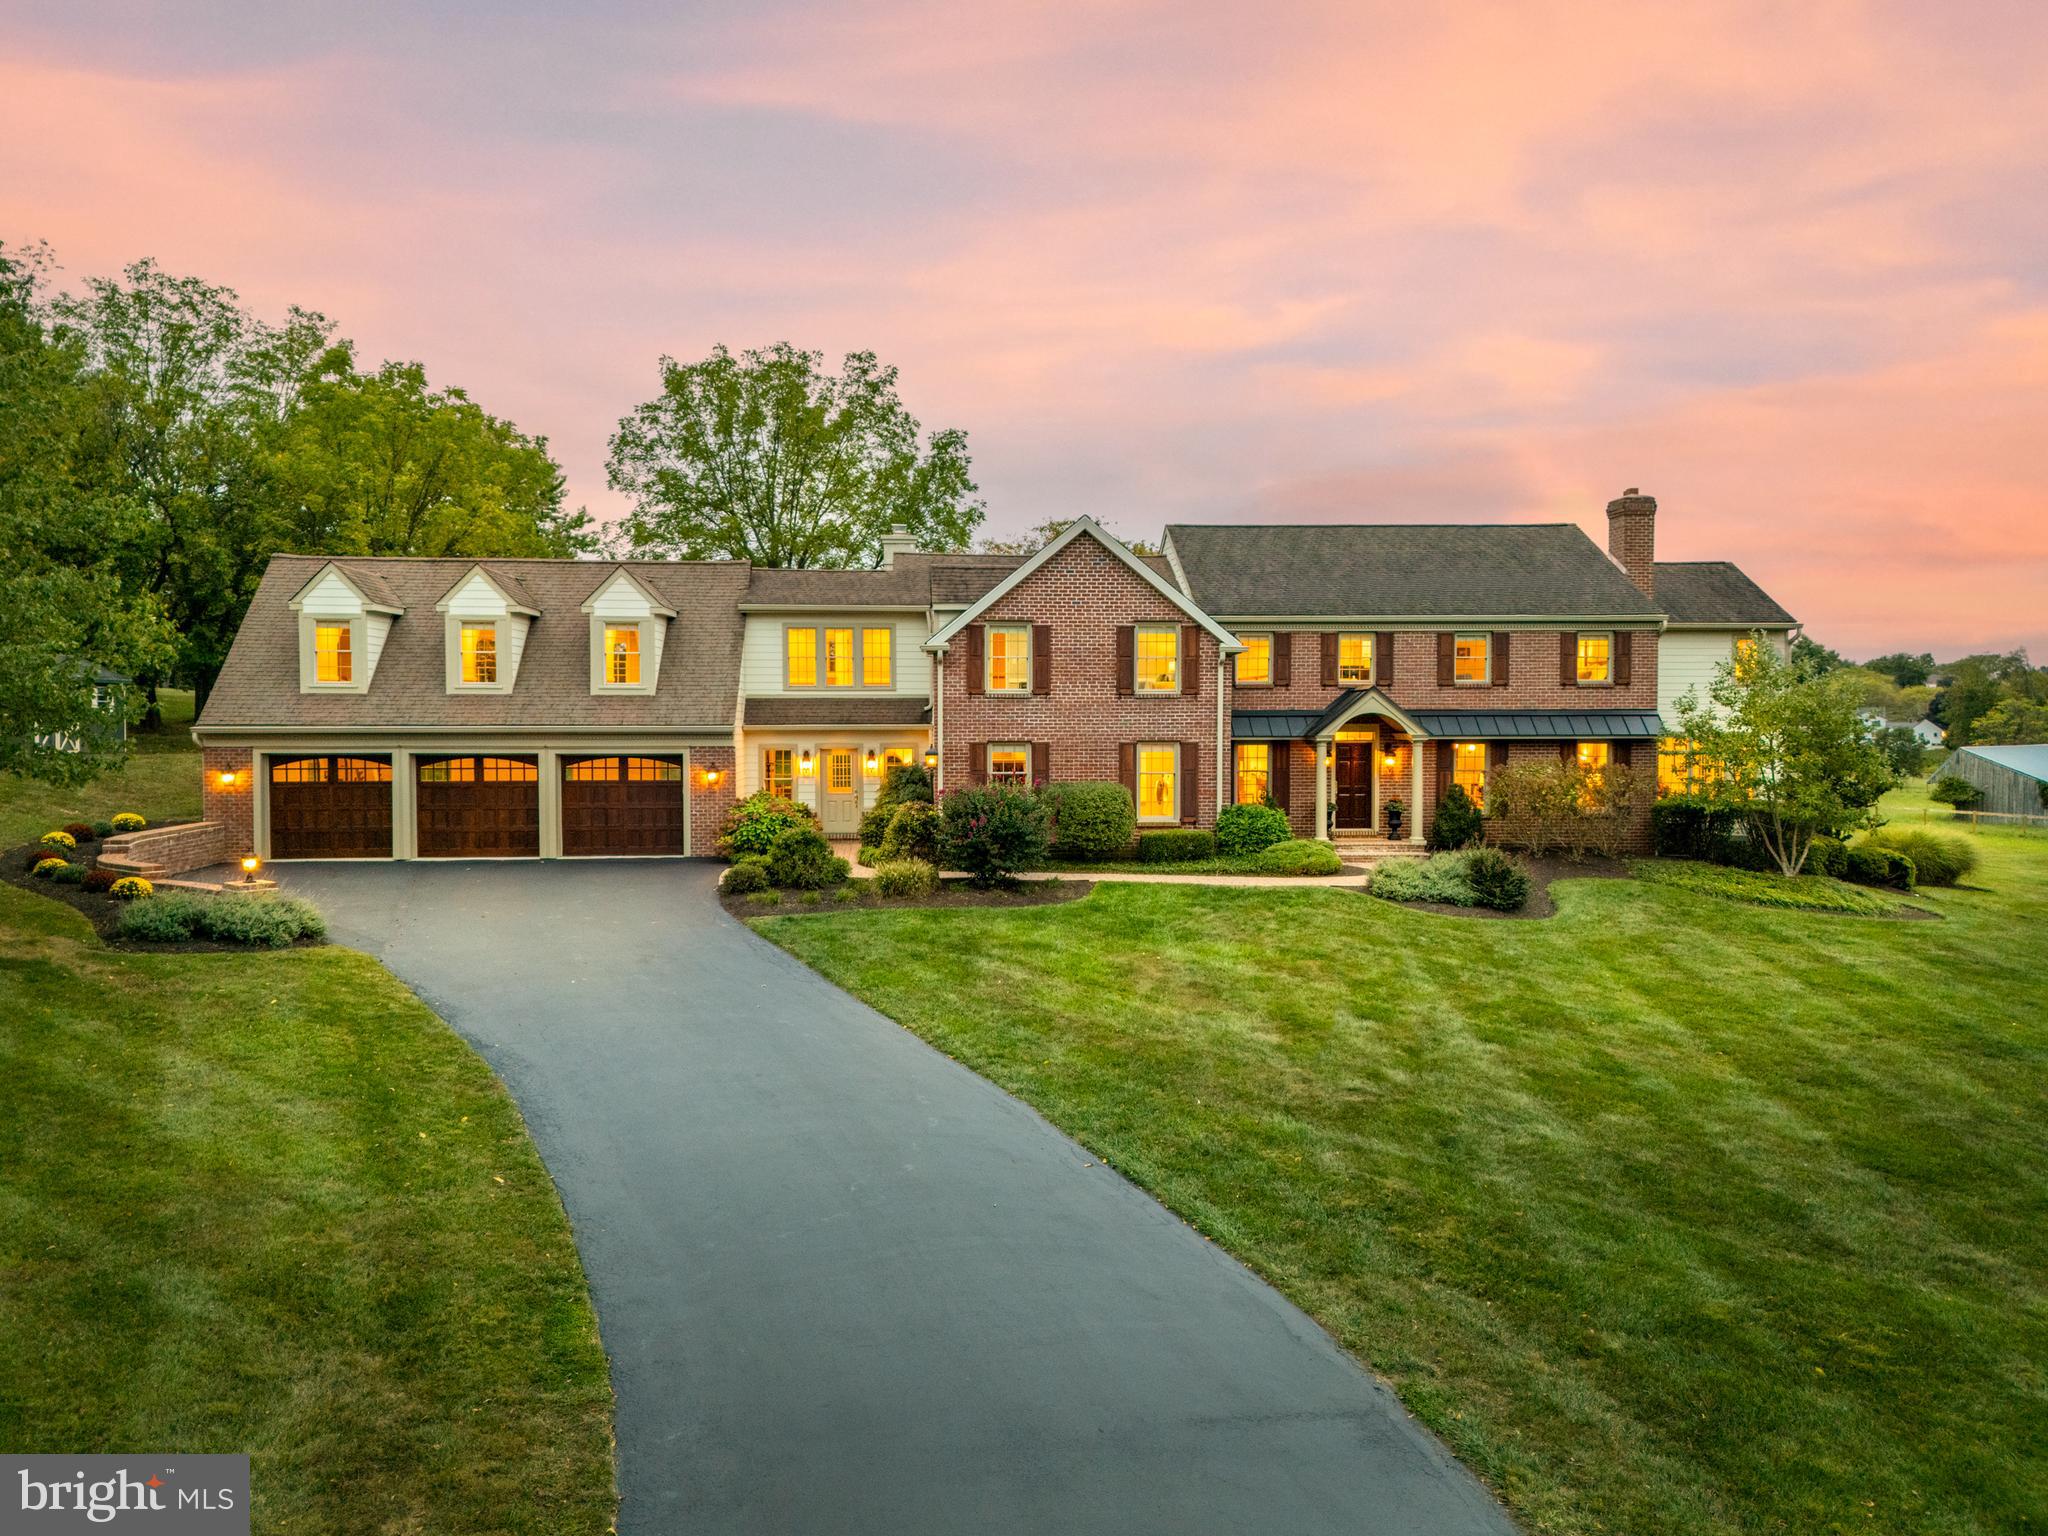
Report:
99,821,235,877
200,746,256,854
689,745,737,857
1606,490,1658,600
939,538,1222,828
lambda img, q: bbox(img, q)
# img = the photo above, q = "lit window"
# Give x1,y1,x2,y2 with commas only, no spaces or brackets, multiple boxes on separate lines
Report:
786,628,818,687
482,757,537,782
1235,634,1272,686
764,748,794,799
989,744,1030,786
828,751,854,792
461,624,498,684
1576,741,1611,774
333,757,390,783
1135,626,1180,693
315,623,352,683
883,746,914,769
862,627,892,687
1576,632,1612,685
566,757,620,781
1137,744,1178,823
1454,633,1490,684
987,625,1031,693
1235,743,1270,804
1338,633,1373,684
605,626,641,685
1452,741,1488,807
419,758,475,783
825,628,854,687
271,758,325,783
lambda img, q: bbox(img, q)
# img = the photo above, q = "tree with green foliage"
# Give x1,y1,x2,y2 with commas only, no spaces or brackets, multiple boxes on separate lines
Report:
1790,634,1846,678
978,518,1160,556
0,243,175,784
1970,698,2048,745
1871,725,1929,775
1929,650,2047,745
608,343,983,566
1672,636,1895,874
1863,651,1935,688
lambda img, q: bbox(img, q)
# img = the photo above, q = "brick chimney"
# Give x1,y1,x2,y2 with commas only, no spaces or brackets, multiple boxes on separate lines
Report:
1605,487,1656,599
877,523,922,569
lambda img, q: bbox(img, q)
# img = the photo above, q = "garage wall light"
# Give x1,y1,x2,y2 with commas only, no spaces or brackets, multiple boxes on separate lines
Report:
215,768,240,788
702,766,724,788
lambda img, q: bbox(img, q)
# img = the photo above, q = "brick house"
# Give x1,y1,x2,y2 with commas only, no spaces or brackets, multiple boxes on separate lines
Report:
158,489,1791,871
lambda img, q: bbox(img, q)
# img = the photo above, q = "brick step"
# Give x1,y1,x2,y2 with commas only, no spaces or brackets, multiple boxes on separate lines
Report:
94,855,169,878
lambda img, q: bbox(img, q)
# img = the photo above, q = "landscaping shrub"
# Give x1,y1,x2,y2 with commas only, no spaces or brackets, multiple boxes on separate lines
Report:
1370,852,1479,906
720,858,771,895
39,830,76,850
1042,781,1137,860
111,812,145,832
1929,775,1983,810
1214,802,1290,857
717,792,819,859
765,824,849,890
1427,784,1483,851
48,862,85,885
873,858,940,898
24,846,60,871
61,822,97,842
878,761,934,808
90,820,115,839
1246,838,1342,876
1844,845,1916,890
1465,846,1532,911
109,876,153,899
1861,827,1977,887
856,804,895,852
937,785,1049,887
878,800,941,864
1806,835,1848,879
115,891,325,947
115,893,200,942
1137,828,1216,862
1650,794,1742,860
1489,761,1648,860
32,857,68,878
82,866,119,893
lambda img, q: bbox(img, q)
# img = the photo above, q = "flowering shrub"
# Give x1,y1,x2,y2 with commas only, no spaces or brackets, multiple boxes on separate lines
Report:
62,822,97,842
39,830,77,850
111,812,146,833
109,876,153,900
717,793,818,859
83,866,120,893
32,857,68,878
937,785,1049,887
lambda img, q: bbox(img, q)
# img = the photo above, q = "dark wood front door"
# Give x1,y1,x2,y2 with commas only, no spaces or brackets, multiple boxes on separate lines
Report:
416,755,540,858
1334,742,1374,829
561,756,687,856
268,755,394,858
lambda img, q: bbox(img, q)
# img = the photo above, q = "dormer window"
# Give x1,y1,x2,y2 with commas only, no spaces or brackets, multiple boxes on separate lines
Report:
314,624,353,684
581,566,670,695
461,624,497,684
605,625,641,686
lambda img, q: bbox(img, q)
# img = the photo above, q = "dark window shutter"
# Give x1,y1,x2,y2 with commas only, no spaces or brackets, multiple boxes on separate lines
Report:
1033,624,1052,695
1615,631,1634,686
1559,741,1575,766
1489,742,1509,773
1613,741,1633,769
969,742,987,785
1377,632,1395,687
1119,741,1136,802
1032,740,1052,783
1180,741,1200,825
1436,741,1454,794
1269,741,1291,810
1492,632,1511,687
1322,632,1339,687
1182,625,1200,696
1561,631,1577,687
966,625,984,696
1437,632,1455,686
1272,633,1292,687
1114,626,1134,696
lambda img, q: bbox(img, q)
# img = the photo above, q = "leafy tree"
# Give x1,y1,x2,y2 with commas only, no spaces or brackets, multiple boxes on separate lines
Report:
1790,634,1846,678
1929,650,2046,745
1672,636,1894,874
0,243,175,783
1872,725,1929,774
1970,698,2048,745
609,343,983,567
978,517,1160,557
1863,651,1935,688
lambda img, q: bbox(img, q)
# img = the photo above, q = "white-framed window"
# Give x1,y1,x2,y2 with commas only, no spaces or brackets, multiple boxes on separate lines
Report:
1135,625,1180,693
862,627,892,687
314,622,353,684
786,627,818,687
1576,631,1612,685
1137,742,1179,823
1452,741,1488,806
987,624,1031,693
1235,633,1272,686
1338,632,1372,684
460,623,497,685
989,743,1030,786
1454,633,1490,685
763,747,795,799
603,624,642,686
1235,742,1270,804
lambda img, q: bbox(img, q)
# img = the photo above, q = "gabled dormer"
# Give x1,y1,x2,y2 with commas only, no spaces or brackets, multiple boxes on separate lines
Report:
581,566,676,696
287,562,405,694
436,564,540,694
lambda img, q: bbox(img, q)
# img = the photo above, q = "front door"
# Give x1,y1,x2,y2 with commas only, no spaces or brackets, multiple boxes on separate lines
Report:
821,749,859,836
1334,742,1374,830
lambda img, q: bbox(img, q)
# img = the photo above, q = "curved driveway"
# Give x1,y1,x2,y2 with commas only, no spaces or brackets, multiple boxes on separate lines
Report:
287,859,1513,1536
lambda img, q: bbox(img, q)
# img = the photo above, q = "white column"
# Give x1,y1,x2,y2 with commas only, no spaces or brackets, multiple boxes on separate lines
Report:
1313,737,1329,841
391,748,414,859
538,747,562,858
1409,738,1425,844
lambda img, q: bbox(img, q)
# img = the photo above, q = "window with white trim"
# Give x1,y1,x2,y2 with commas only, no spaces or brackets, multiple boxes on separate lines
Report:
1338,632,1372,684
1137,742,1179,823
460,623,497,684
604,625,641,685
987,625,1031,693
1135,626,1180,693
862,627,892,686
314,623,353,684
1452,741,1488,806
786,627,818,687
763,747,795,799
1454,633,1489,685
1576,632,1612,684
1235,743,1270,804
989,744,1030,786
1234,634,1272,686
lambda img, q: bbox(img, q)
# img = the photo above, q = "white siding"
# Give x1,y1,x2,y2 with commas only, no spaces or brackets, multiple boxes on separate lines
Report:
445,569,506,618
443,570,532,687
740,614,932,696
1658,629,1791,721
587,572,666,682
299,568,366,617
364,613,393,679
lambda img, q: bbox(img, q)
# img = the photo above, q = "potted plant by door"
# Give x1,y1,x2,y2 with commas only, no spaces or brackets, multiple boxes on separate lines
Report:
1384,797,1407,840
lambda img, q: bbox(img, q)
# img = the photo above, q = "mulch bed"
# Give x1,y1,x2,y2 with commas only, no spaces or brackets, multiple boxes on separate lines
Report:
4,841,326,952
724,876,1094,917
1367,854,1632,921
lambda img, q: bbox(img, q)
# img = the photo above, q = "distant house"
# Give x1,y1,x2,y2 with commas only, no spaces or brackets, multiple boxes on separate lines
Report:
1860,709,1944,748
1930,744,2048,817
40,665,129,753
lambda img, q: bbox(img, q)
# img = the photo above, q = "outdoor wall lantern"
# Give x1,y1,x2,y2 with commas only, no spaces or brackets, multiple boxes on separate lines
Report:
799,749,815,775
864,749,879,775
1383,748,1399,768
216,768,239,788
923,749,939,770
702,766,723,788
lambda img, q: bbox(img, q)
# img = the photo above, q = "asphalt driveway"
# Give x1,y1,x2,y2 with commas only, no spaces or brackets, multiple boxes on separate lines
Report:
285,859,1514,1536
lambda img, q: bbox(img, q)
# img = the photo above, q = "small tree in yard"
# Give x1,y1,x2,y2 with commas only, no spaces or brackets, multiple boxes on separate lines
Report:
938,785,1048,887
1672,637,1894,874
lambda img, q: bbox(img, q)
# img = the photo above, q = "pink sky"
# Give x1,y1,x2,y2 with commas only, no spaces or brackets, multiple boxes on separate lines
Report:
4,0,2044,657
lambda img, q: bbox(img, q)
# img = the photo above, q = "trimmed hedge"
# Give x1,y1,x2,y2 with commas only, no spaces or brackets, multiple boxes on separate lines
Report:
1860,827,1976,887
1650,795,1742,860
1137,828,1216,862
1042,781,1137,860
873,859,940,898
115,892,326,947
1806,835,1848,879
1246,839,1342,876
1213,802,1290,857
721,857,771,895
765,824,849,890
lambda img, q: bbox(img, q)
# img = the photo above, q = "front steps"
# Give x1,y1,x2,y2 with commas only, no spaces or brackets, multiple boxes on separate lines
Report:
1330,833,1428,863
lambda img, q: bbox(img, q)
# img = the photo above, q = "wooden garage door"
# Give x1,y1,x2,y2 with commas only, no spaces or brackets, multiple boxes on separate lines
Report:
416,756,540,858
562,756,687,856
269,756,393,859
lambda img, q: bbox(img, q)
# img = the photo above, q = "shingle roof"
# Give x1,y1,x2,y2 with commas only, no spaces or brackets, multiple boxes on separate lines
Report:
744,563,934,607
918,553,1028,605
200,554,749,730
743,697,930,727
1166,523,1662,619
1653,562,1796,626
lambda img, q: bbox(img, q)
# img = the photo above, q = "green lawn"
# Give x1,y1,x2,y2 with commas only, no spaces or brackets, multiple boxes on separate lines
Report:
0,747,617,1532
0,689,201,847
758,820,2048,1534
